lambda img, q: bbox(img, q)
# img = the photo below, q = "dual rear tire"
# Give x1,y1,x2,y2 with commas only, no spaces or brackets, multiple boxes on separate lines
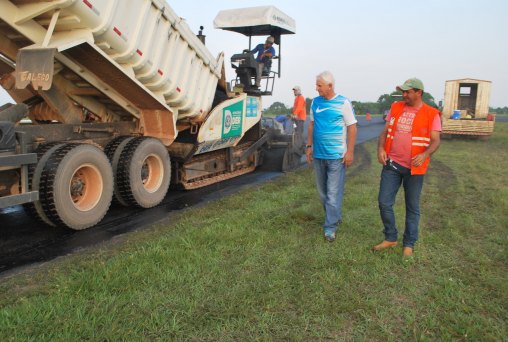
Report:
28,137,170,230
108,136,171,208
39,143,114,230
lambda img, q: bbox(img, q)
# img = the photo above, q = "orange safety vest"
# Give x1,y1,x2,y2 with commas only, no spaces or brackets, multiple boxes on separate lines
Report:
384,101,440,175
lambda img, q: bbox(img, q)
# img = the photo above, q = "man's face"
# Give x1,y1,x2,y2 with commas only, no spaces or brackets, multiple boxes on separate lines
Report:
316,79,333,98
402,88,422,106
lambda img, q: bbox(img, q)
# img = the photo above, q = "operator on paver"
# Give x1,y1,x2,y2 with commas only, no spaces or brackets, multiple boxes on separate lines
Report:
249,36,276,89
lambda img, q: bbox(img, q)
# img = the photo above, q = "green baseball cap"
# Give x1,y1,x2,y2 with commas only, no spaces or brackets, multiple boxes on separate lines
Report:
396,78,424,91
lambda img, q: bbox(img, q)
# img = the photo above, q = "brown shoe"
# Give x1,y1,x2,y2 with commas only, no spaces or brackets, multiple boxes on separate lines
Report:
372,240,398,251
403,247,413,257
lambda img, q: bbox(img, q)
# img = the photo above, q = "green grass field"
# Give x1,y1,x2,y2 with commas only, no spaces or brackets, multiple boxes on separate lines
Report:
1,124,507,341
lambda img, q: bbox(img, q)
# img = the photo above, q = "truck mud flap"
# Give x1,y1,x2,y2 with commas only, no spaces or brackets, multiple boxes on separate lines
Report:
15,47,56,90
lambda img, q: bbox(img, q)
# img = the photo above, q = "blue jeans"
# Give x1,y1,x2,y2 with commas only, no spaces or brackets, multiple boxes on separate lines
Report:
378,160,424,248
313,158,346,235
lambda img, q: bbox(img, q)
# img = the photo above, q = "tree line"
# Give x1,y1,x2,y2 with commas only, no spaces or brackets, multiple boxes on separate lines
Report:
265,91,438,116
489,107,508,115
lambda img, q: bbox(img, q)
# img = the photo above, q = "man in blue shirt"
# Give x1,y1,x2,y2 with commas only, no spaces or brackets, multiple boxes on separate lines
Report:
306,71,357,242
250,36,276,89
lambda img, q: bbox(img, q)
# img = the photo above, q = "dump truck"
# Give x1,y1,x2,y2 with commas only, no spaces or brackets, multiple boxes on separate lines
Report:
0,1,298,230
441,78,495,138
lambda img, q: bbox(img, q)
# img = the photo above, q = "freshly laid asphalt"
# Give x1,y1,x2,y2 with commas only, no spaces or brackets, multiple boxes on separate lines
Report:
0,116,385,278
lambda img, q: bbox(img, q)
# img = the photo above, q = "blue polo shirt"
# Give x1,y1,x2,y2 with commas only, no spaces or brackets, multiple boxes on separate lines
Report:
310,95,357,159
251,44,276,62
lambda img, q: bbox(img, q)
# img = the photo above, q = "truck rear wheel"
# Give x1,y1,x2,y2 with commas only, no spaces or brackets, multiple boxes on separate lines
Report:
23,142,65,227
104,136,135,206
116,137,170,208
39,143,114,230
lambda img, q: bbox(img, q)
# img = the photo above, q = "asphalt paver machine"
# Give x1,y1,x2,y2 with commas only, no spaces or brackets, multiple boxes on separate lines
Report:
215,6,305,171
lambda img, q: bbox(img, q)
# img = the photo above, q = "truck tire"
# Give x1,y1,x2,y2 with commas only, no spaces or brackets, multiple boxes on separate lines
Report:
116,137,171,208
104,136,135,206
23,142,65,227
39,143,114,230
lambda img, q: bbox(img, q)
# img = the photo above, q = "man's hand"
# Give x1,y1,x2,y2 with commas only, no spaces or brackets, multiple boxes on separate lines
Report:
343,150,354,167
306,148,313,164
411,151,429,167
342,150,355,167
377,122,389,165
378,148,388,165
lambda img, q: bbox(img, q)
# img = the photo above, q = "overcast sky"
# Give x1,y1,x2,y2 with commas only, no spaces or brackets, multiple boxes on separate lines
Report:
173,0,507,108
1,0,506,109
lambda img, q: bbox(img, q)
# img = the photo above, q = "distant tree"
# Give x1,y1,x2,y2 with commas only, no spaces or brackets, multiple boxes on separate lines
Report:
377,91,438,112
352,101,379,115
377,93,398,113
352,101,366,115
489,106,508,114
265,101,290,116
422,92,438,108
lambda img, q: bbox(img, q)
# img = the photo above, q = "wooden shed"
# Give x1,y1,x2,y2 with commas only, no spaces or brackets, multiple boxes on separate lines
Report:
441,78,494,136
442,78,492,119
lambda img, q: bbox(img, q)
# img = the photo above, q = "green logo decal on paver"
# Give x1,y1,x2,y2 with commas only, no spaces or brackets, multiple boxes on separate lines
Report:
222,101,243,138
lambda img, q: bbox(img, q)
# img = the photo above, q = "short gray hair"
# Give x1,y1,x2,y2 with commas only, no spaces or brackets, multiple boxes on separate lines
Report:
316,71,335,88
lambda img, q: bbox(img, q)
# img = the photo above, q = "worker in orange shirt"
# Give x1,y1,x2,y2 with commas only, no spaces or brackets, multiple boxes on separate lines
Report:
292,85,306,136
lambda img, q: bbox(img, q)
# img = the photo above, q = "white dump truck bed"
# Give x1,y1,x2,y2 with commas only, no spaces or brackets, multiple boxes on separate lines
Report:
0,0,223,121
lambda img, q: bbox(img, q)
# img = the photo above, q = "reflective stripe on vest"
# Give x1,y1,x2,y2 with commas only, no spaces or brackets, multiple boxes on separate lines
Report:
385,102,439,175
